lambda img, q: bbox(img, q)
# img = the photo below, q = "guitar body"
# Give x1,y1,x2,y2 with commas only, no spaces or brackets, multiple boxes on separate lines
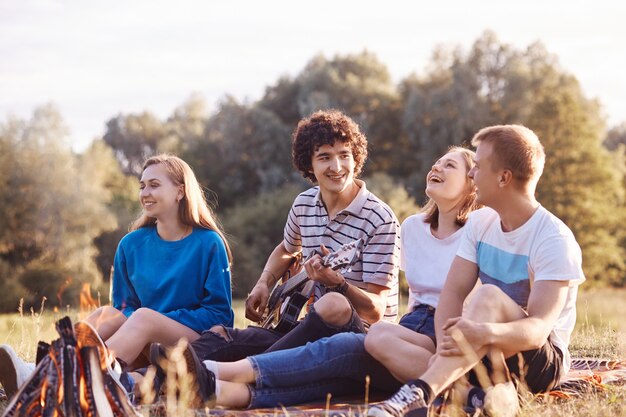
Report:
272,290,310,334
261,239,363,333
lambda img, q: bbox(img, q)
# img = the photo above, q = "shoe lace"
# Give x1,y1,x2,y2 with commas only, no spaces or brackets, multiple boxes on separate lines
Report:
375,384,426,417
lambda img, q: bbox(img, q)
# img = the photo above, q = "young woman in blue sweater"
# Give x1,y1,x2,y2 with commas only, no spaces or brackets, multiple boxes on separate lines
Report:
82,154,234,368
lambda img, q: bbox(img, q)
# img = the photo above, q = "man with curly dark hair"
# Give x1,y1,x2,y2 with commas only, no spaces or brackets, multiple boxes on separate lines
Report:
242,109,399,335
291,109,369,183
113,110,400,404
187,109,400,360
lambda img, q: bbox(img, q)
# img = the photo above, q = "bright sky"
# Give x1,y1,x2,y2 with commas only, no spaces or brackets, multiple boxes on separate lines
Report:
1,0,624,152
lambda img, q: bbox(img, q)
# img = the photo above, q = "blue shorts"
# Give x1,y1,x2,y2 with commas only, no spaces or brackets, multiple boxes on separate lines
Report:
398,304,436,342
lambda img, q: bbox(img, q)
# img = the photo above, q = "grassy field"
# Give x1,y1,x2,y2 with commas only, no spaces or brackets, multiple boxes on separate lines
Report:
1,289,625,416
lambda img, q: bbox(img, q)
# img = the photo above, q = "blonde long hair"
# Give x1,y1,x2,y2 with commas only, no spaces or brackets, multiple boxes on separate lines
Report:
422,146,480,229
131,154,233,263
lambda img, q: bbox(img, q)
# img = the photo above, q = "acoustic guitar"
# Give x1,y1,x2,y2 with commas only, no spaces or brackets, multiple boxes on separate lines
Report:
261,239,363,334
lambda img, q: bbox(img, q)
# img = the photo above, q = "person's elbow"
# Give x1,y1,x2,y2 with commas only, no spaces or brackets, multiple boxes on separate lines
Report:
525,318,554,350
531,320,554,349
360,297,387,324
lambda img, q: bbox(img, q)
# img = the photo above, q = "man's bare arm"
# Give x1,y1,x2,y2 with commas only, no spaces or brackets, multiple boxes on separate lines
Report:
434,256,479,347
245,240,299,322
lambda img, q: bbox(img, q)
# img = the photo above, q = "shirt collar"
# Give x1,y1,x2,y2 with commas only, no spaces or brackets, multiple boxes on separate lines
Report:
313,179,368,216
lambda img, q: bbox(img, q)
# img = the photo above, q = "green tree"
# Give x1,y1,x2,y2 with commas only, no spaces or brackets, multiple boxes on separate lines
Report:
530,77,626,285
364,173,420,223
0,105,118,311
84,140,139,287
222,183,305,297
163,93,210,155
183,97,297,210
259,51,404,176
604,123,626,152
103,111,167,176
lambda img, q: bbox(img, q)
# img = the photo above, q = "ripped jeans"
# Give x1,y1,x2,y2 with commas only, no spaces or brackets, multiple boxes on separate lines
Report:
190,305,366,362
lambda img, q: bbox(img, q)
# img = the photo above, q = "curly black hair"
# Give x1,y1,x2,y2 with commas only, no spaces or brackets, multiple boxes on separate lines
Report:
292,109,368,183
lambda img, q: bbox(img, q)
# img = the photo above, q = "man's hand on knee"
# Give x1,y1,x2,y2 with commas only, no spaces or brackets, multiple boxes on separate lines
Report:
440,317,487,357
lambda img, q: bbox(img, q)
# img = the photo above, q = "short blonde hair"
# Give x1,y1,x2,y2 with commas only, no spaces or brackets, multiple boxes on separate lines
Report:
471,125,545,184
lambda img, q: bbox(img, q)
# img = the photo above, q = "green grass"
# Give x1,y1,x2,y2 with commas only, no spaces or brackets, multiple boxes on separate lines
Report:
1,289,625,416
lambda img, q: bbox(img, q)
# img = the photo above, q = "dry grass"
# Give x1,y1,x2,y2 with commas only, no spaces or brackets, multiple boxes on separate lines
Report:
1,290,625,416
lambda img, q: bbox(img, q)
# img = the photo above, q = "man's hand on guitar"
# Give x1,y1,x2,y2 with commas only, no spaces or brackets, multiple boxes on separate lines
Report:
245,283,269,323
304,244,345,287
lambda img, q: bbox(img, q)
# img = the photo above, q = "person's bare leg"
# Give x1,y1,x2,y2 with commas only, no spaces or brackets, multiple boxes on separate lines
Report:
420,285,526,395
213,358,255,383
215,380,252,408
365,321,436,382
82,306,127,341
106,308,200,365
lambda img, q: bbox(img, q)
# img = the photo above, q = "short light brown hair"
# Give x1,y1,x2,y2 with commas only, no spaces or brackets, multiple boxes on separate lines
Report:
471,125,545,184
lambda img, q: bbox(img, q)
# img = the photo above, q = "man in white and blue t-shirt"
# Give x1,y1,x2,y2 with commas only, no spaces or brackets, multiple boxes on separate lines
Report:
369,125,585,417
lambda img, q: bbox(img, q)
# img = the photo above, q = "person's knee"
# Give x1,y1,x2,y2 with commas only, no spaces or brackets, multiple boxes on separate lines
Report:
313,293,352,326
95,305,113,318
130,307,159,322
209,325,230,341
465,284,509,320
84,305,117,324
364,321,390,358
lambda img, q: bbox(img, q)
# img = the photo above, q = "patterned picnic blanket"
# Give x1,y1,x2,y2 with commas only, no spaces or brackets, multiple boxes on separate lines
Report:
548,357,626,398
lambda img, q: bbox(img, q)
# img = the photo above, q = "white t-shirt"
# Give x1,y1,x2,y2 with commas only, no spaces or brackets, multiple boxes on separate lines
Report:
401,213,464,310
457,206,585,373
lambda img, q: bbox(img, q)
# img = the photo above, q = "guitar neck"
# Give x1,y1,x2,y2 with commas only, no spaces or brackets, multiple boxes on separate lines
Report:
280,270,310,293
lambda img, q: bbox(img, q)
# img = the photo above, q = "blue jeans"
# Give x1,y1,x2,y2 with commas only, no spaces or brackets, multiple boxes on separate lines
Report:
248,332,401,408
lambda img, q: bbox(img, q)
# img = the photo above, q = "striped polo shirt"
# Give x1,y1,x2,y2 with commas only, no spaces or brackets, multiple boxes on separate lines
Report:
283,179,400,323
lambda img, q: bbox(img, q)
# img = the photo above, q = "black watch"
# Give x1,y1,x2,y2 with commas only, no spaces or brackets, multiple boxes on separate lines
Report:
329,279,349,295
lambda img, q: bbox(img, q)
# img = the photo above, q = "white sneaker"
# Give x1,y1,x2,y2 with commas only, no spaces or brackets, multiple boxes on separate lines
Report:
0,344,36,397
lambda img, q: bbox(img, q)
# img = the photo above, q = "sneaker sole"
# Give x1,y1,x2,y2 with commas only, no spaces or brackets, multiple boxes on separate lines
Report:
182,344,216,408
0,347,18,397
367,406,394,417
149,343,167,376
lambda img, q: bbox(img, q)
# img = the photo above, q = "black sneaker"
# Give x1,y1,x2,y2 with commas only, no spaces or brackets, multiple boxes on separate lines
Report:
464,386,486,415
149,343,167,378
181,343,216,408
147,343,167,398
367,383,429,417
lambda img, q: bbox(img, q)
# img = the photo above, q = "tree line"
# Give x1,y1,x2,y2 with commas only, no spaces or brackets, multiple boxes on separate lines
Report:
1,31,624,312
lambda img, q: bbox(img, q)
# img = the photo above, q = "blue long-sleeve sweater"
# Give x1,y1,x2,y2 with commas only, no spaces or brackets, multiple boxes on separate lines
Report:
111,226,234,332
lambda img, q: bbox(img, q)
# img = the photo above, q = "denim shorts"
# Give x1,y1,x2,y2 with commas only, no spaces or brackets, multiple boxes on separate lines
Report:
398,304,436,342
